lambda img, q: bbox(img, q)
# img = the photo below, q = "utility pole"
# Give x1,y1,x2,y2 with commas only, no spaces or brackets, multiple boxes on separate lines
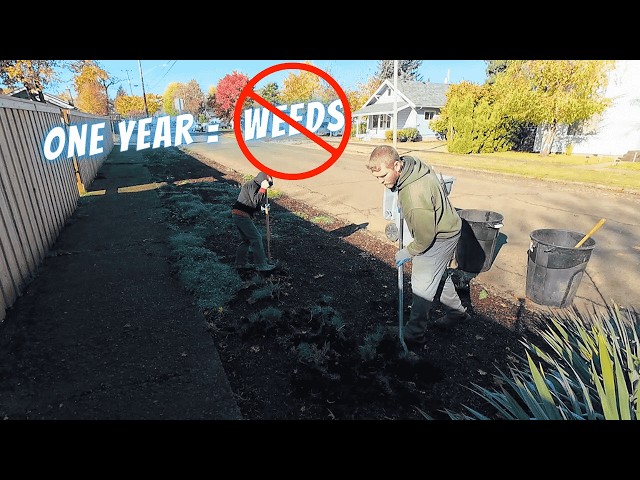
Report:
138,60,149,117
122,69,134,96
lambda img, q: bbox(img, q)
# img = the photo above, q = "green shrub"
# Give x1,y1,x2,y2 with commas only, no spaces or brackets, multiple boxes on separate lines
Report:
404,128,419,142
442,304,639,420
565,143,574,156
384,128,419,142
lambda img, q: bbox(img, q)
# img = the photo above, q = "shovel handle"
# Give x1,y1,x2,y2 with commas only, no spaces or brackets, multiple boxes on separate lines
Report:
575,218,606,248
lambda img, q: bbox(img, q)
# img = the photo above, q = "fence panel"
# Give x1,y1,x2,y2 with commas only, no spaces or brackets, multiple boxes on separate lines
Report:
0,94,113,322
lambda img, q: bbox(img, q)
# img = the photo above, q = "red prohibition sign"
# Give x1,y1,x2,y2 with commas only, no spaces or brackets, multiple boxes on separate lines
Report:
233,62,352,180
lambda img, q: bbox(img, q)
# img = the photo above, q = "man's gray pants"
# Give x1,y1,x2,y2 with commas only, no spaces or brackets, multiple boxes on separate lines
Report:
404,232,466,341
233,214,268,267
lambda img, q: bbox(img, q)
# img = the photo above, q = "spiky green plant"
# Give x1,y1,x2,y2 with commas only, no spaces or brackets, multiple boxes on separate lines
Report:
359,324,387,362
310,305,346,339
248,282,280,304
442,304,639,420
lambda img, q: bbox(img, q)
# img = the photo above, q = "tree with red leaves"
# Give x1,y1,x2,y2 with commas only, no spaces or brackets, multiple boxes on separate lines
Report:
210,71,253,125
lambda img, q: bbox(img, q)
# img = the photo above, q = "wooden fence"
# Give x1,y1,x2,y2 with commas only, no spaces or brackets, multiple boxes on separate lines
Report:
0,94,113,322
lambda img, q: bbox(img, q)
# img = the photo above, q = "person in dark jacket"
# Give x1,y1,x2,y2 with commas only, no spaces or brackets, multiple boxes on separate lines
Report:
367,145,469,347
232,172,276,272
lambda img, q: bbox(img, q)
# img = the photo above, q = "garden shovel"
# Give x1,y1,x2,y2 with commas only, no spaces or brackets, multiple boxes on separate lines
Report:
261,191,272,260
397,211,408,354
385,211,409,354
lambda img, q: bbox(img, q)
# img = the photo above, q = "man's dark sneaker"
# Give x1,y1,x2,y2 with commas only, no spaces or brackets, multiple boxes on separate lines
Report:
255,262,278,272
433,312,471,329
403,334,426,350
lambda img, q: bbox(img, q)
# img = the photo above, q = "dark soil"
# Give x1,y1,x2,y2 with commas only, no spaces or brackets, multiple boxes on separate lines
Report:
149,147,549,420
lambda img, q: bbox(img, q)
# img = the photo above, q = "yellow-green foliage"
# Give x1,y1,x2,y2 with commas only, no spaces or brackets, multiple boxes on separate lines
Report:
385,128,419,142
310,215,333,225
433,81,518,154
268,188,283,199
162,82,181,116
565,143,574,155
279,61,324,104
293,211,309,220
432,61,615,156
443,303,639,420
615,161,640,171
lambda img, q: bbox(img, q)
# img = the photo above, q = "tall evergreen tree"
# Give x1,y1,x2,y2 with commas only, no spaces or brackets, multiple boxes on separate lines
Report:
375,60,423,82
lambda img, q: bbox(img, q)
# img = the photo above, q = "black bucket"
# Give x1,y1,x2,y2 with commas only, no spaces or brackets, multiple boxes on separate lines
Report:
525,229,596,308
455,209,504,273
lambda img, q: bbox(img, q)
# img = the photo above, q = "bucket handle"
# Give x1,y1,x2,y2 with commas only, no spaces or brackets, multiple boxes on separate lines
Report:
529,241,557,254
483,222,503,229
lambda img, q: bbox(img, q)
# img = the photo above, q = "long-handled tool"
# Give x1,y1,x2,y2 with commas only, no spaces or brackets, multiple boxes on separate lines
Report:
397,210,408,354
384,212,409,354
262,191,272,260
575,218,606,248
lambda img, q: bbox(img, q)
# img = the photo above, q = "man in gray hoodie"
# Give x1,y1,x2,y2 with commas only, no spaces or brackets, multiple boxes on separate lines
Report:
232,172,277,272
367,145,469,346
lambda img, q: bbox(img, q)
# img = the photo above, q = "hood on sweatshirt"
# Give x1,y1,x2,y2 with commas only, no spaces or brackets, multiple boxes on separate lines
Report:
394,156,430,191
254,172,273,187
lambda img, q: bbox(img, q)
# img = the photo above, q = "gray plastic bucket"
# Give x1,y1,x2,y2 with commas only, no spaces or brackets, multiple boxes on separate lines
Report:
525,229,596,308
455,209,504,273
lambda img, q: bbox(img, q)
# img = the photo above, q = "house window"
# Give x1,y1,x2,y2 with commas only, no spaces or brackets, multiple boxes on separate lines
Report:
370,114,391,130
424,112,435,120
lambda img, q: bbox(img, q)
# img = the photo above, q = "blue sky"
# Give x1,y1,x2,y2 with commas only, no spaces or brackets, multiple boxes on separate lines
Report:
52,60,488,98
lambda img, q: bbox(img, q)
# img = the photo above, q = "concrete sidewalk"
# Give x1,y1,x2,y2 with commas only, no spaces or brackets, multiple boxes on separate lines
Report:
0,148,241,420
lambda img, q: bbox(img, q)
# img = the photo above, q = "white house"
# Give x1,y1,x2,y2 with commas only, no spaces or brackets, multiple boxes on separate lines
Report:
8,87,77,110
534,60,640,156
352,79,449,140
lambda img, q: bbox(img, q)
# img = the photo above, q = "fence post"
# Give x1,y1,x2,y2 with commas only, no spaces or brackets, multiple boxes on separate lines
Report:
60,109,86,195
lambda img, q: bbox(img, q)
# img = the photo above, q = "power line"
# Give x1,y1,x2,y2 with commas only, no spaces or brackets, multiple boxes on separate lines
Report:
145,60,177,93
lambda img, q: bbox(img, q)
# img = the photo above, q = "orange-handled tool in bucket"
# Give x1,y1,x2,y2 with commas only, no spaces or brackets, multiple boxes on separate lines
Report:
575,218,606,248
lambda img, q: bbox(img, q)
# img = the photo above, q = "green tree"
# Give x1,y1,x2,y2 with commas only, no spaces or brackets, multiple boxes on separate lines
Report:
114,93,162,118
0,60,63,102
279,61,323,104
72,61,109,115
177,80,205,118
162,82,182,116
257,81,281,106
430,81,518,154
375,60,423,82
484,60,512,84
347,76,381,112
492,60,615,156
115,85,127,99
204,85,216,117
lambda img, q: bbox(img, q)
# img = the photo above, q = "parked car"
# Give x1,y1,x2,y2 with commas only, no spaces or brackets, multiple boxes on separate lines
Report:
315,120,343,137
315,122,331,136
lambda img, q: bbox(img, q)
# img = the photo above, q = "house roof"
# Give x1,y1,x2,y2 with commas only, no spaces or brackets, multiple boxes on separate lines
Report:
398,80,449,108
353,101,410,116
353,79,450,116
8,87,77,109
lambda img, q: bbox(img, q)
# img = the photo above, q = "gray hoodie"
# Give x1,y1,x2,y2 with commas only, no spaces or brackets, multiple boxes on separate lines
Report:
396,156,461,255
232,172,271,217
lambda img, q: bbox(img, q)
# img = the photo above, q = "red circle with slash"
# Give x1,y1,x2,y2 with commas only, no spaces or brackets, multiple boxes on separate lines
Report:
234,62,352,180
